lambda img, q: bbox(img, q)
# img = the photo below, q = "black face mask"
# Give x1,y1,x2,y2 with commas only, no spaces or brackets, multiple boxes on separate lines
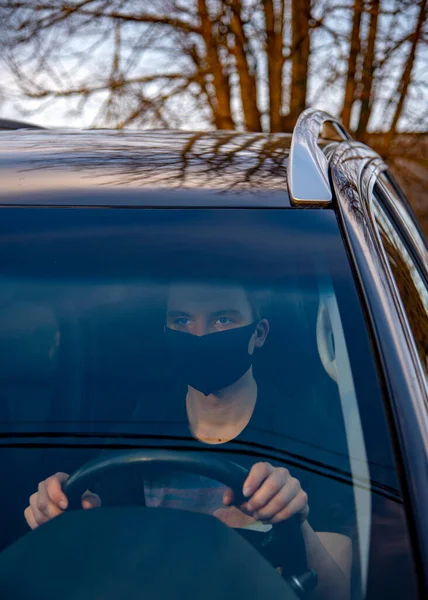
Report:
165,323,257,396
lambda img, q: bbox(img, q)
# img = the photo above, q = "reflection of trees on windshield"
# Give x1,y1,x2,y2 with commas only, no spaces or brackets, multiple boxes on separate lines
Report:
11,130,291,195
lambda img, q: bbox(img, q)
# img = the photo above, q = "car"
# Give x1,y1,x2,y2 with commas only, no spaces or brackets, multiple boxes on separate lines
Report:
0,109,426,600
0,118,45,130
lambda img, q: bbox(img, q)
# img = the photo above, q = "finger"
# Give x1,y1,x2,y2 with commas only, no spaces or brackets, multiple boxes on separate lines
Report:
81,490,101,509
45,472,70,510
253,478,301,522
223,489,234,506
243,462,274,499
246,467,290,513
37,480,66,520
24,505,38,530
270,490,309,524
30,492,50,526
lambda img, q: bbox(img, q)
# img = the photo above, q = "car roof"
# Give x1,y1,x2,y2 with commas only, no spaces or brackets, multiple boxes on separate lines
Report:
0,129,295,208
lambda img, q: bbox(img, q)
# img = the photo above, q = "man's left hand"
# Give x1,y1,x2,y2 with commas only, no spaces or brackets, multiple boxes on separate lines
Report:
223,462,309,525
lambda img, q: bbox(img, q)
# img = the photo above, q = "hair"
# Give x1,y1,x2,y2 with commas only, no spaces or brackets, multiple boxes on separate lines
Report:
245,287,272,321
166,280,272,321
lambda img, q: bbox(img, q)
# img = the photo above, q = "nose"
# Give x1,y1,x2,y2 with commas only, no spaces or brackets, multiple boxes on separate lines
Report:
193,318,209,337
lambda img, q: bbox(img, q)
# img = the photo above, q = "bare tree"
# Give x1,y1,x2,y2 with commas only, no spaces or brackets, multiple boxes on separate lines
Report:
264,0,285,132
340,0,363,130
383,0,428,153
0,0,426,140
355,0,380,140
282,0,311,131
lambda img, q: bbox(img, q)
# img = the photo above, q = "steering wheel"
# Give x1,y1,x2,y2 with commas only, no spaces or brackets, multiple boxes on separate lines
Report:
64,449,248,508
63,450,310,586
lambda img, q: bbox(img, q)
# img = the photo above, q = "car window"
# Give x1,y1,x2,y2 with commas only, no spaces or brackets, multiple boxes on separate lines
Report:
372,190,428,377
0,207,417,599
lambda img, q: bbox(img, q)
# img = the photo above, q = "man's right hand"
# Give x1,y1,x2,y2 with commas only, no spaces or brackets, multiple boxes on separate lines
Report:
24,472,101,530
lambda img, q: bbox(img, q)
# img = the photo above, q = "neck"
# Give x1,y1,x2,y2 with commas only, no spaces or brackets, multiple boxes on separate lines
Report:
186,367,257,444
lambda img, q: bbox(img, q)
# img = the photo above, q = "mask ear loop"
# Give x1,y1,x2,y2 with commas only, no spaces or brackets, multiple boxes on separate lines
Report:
245,322,259,355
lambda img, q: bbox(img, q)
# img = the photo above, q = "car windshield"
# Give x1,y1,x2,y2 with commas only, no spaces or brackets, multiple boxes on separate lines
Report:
0,207,415,599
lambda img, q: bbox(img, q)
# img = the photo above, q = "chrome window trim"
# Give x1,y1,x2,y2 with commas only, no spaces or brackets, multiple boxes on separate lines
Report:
330,140,428,593
383,171,428,253
361,151,428,389
287,109,351,206
377,174,428,274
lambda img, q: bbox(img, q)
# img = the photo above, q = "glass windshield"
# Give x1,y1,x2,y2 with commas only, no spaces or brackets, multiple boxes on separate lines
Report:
0,208,416,600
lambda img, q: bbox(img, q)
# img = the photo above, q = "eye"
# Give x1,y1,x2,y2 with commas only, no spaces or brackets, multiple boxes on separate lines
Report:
174,317,191,326
214,317,233,326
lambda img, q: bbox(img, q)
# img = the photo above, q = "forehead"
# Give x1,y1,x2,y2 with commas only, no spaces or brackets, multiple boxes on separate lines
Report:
167,283,251,314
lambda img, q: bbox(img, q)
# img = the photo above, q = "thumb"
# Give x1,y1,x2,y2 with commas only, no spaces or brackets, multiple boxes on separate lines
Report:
81,490,101,510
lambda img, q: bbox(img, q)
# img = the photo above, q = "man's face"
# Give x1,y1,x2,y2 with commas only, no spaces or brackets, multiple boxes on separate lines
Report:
166,283,269,353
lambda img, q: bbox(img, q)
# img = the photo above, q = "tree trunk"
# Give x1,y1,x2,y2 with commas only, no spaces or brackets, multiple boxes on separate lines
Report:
340,0,363,130
228,0,261,131
384,0,427,152
355,0,380,140
284,0,311,130
264,0,285,132
197,0,234,129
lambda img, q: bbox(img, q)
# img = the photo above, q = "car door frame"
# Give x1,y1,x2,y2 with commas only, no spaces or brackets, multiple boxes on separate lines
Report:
373,172,428,287
329,140,428,596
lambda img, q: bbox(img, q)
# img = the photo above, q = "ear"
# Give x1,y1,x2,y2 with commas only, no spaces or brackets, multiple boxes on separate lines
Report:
254,319,269,349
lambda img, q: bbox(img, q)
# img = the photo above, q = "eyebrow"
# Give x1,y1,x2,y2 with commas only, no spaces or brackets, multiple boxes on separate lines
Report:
166,309,244,318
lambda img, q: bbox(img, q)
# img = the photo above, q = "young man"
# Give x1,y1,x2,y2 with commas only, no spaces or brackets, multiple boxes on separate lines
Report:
25,282,352,600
